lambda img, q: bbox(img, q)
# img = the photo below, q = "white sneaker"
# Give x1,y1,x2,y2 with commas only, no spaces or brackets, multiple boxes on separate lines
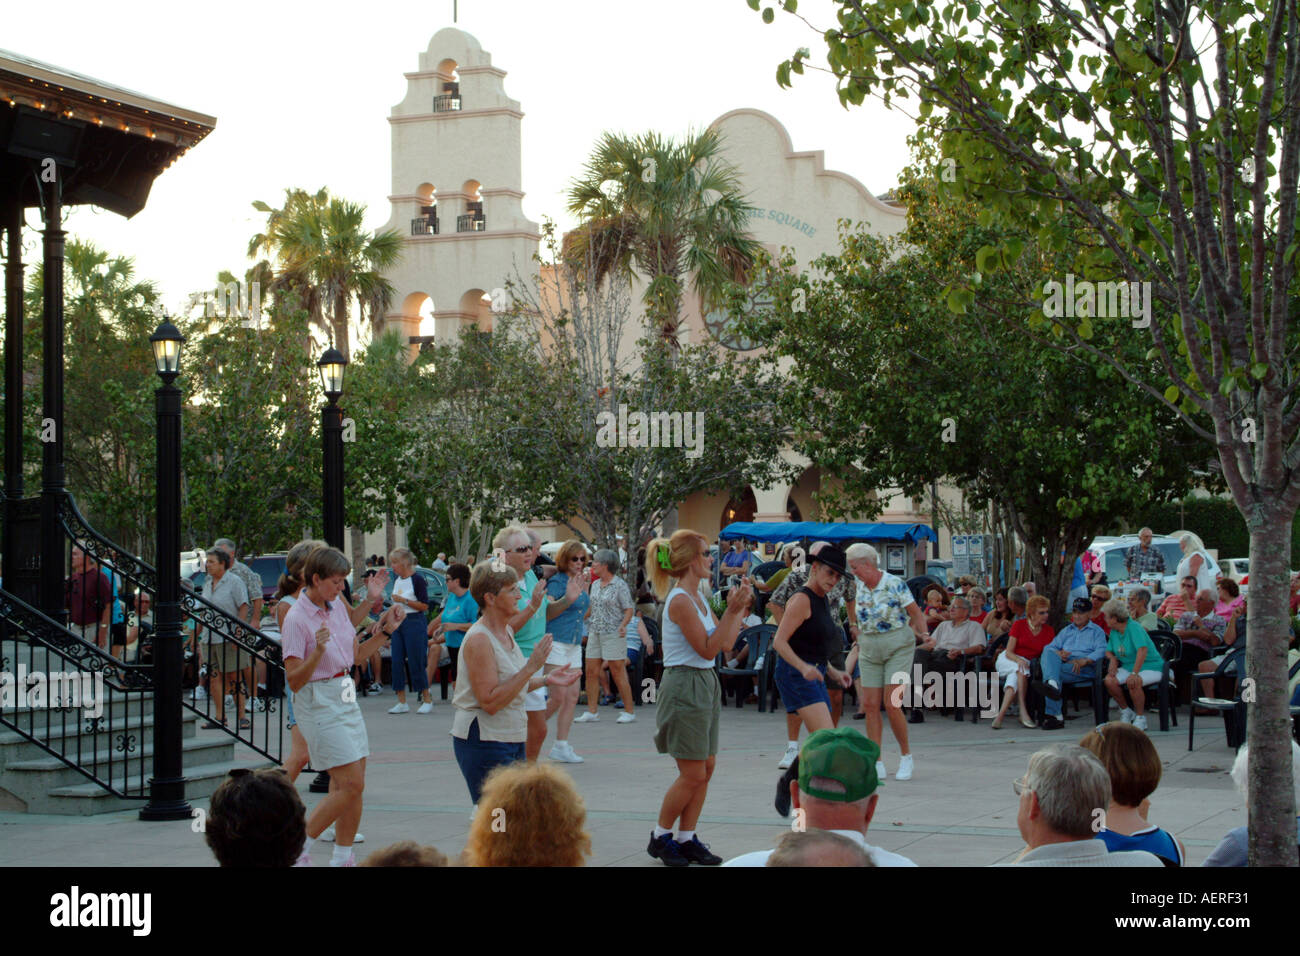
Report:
1120,707,1136,724
321,827,364,843
777,744,799,770
550,741,585,763
616,712,636,723
293,850,312,867
896,754,914,781
387,703,410,715
1133,714,1148,731
573,711,600,723
876,760,888,781
417,701,433,714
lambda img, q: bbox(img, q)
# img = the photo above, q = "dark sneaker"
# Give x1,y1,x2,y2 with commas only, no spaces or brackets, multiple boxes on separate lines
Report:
1032,679,1062,701
309,771,331,794
1040,715,1065,730
775,762,798,818
647,832,689,867
678,835,723,866
907,709,925,724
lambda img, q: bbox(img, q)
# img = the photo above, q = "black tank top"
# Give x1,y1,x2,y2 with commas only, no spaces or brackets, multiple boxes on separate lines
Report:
788,586,836,665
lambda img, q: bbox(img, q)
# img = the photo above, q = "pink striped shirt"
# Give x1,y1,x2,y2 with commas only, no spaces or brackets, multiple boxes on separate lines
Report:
281,591,357,682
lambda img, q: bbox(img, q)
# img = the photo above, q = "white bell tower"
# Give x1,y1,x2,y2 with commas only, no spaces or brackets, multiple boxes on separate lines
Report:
380,27,540,352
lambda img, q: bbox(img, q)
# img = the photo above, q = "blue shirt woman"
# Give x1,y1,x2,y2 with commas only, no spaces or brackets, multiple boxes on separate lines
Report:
441,589,479,649
546,571,590,645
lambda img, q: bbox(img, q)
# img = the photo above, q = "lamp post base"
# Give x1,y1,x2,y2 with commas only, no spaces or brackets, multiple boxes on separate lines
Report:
139,781,193,821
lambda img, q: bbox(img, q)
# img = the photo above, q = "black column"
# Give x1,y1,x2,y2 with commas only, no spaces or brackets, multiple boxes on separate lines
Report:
39,176,67,623
3,201,24,592
140,376,190,820
322,401,344,549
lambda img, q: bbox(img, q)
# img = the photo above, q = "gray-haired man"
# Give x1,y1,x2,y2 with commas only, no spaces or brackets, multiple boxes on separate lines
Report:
215,538,263,628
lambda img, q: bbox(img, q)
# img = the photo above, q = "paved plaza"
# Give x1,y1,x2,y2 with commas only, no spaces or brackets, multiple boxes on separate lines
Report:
0,693,1248,867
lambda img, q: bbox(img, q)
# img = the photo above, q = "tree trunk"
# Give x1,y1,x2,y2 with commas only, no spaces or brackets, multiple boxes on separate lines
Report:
1244,507,1297,866
349,526,365,585
384,514,397,559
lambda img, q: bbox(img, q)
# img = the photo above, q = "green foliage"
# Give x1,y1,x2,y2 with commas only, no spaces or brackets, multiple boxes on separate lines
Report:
1122,497,1300,563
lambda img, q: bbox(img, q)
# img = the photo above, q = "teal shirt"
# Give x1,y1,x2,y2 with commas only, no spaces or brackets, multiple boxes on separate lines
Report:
440,590,479,649
514,569,548,656
1108,619,1162,673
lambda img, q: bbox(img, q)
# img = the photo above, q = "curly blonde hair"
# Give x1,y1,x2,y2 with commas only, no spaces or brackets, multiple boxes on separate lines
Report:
464,762,591,867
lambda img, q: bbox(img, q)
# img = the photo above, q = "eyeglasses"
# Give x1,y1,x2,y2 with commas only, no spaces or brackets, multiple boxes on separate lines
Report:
1012,775,1034,796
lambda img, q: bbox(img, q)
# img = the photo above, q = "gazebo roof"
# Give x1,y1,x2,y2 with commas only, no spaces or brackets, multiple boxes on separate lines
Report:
0,47,216,217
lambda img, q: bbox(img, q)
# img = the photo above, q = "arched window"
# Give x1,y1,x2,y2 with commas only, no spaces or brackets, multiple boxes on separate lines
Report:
434,59,461,112
412,183,438,235
458,179,485,232
459,288,493,332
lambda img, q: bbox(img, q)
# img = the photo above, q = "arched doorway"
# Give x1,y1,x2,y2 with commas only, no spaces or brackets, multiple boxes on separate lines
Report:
720,487,757,530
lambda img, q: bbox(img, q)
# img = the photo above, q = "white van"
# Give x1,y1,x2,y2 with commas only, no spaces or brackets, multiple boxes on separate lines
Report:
1085,534,1219,597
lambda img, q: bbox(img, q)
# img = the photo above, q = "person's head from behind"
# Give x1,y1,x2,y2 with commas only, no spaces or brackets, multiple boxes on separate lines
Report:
1015,745,1110,847
205,769,305,867
279,538,327,598
1079,721,1162,810
1007,586,1028,615
361,841,449,867
1229,739,1300,807
766,829,874,867
464,762,591,866
446,562,471,594
791,728,882,835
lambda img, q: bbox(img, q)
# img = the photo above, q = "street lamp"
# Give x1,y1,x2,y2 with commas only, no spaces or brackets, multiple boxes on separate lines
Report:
141,315,191,820
319,346,348,550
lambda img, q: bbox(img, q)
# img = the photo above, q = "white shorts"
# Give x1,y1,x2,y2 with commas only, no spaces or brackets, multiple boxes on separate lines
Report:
1114,668,1162,686
994,650,1031,689
524,687,548,711
546,642,582,668
294,678,369,770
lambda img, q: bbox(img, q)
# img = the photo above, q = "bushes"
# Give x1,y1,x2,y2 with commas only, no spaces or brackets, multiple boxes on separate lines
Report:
1120,496,1300,561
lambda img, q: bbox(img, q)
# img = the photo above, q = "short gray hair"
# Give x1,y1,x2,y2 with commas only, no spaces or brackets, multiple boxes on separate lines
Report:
1024,745,1110,838
968,588,986,606
1138,526,1153,536
767,829,873,868
389,547,415,567
1196,588,1216,604
845,543,879,566
1101,598,1128,624
950,595,971,611
1230,740,1300,803
592,548,620,572
215,537,238,555
1128,587,1151,608
206,547,231,570
1008,586,1028,607
492,524,530,550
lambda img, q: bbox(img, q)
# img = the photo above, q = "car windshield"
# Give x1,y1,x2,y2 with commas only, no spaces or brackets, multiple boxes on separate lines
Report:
248,558,285,589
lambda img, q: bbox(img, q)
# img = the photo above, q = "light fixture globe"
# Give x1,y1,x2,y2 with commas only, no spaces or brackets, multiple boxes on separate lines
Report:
318,346,348,401
149,319,184,379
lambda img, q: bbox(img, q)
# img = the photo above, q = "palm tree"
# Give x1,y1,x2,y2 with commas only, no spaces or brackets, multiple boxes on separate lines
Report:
247,188,403,360
566,128,762,345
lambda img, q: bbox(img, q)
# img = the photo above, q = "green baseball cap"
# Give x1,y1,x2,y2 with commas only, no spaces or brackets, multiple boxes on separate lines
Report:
798,728,882,802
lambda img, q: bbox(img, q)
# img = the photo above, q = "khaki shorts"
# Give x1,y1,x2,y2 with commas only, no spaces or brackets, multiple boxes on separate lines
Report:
547,641,582,668
205,642,249,674
295,678,369,770
857,626,916,688
654,666,721,761
586,631,625,662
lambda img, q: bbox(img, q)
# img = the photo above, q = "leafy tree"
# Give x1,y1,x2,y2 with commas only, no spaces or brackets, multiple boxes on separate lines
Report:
754,0,1300,863
566,129,763,345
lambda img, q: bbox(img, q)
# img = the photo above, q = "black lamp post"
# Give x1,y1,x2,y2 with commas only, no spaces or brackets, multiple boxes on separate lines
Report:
319,346,348,550
141,316,191,820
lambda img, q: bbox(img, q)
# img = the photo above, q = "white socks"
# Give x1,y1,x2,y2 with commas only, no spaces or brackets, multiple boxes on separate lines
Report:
653,825,672,838
302,836,315,856
677,830,695,844
331,844,353,866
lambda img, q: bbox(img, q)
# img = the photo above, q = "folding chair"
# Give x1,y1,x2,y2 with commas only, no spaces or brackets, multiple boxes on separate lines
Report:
1187,647,1246,750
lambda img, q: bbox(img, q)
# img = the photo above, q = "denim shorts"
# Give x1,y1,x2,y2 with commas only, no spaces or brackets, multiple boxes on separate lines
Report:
774,658,830,713
286,689,296,729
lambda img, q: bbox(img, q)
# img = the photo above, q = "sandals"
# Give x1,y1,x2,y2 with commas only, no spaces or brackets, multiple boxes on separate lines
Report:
238,717,252,730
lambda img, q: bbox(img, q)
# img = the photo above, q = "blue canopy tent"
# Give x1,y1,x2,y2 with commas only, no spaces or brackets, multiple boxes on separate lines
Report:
718,521,937,545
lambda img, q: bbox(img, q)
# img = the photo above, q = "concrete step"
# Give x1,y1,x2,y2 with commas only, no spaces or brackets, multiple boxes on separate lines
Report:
0,734,236,796
0,709,199,763
27,758,278,815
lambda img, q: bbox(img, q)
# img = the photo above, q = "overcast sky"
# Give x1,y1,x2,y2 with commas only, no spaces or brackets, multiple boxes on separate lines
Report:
6,0,914,311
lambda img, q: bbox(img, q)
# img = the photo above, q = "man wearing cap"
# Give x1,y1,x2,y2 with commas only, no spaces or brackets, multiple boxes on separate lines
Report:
723,728,916,867
1030,598,1108,730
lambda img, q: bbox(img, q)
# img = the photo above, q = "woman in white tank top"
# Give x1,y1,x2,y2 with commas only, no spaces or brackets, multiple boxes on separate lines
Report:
644,530,753,867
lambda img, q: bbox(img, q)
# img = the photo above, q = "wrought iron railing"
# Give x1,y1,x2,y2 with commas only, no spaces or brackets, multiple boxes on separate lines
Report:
411,217,439,235
59,495,285,764
433,93,462,112
0,587,153,798
457,214,486,232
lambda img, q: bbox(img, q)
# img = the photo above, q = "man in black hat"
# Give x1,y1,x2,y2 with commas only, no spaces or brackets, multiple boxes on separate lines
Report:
1030,597,1108,730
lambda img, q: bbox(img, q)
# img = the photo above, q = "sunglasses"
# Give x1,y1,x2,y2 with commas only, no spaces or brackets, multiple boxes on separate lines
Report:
1012,776,1034,796
509,545,533,554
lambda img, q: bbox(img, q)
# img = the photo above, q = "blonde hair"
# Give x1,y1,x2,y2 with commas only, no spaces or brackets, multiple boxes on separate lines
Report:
361,841,449,867
276,538,327,599
646,530,708,599
469,561,519,608
492,524,530,551
464,762,591,867
1091,585,1112,601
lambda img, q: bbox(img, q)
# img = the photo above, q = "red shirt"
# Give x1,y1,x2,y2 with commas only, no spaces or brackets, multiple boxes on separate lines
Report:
971,611,988,625
67,569,111,626
1090,612,1111,635
1008,619,1054,660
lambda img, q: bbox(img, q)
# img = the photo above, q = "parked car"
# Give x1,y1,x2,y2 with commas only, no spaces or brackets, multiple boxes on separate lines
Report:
188,553,289,609
1085,534,1219,598
1220,557,1250,593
